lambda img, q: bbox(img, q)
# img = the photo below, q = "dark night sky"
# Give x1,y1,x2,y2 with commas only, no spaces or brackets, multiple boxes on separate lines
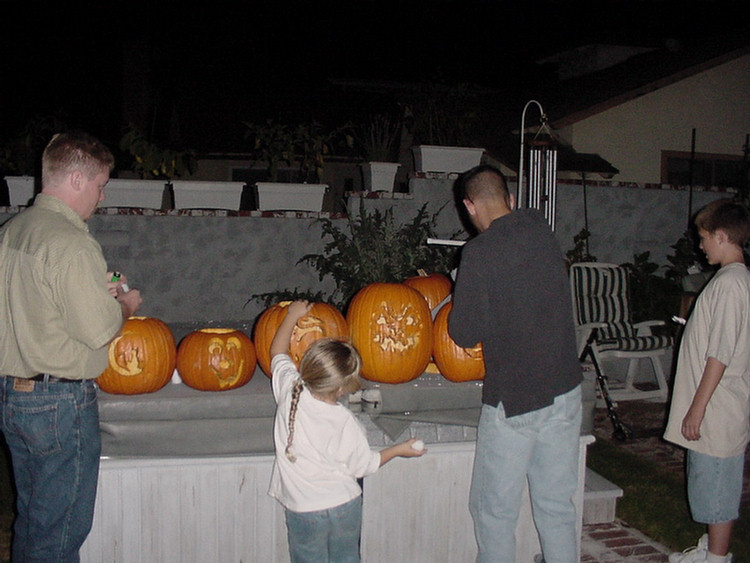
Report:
2,1,748,153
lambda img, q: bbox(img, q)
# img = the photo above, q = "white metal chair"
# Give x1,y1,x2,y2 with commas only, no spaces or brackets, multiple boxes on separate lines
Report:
570,262,671,402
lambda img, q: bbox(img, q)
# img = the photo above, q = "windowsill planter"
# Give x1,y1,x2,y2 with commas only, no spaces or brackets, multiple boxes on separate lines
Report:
103,179,168,209
171,180,245,210
4,176,36,207
411,145,485,174
255,182,328,212
360,162,401,192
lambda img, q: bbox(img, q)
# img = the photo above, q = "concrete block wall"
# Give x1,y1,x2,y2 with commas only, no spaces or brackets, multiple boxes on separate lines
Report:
0,177,728,327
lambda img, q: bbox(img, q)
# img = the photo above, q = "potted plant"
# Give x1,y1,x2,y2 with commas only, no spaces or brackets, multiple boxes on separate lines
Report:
116,125,199,209
404,82,485,174
2,115,66,206
356,114,402,192
243,120,342,211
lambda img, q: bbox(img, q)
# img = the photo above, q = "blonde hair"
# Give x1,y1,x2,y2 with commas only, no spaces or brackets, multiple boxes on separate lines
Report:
42,131,115,187
285,338,362,462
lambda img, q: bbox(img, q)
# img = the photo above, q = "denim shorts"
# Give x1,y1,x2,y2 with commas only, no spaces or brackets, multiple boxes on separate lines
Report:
686,450,745,524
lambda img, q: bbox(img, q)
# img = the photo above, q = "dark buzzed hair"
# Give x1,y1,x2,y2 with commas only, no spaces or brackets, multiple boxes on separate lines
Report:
695,198,750,247
455,164,510,204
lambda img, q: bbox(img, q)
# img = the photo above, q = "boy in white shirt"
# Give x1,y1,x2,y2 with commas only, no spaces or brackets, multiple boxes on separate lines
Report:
664,199,750,563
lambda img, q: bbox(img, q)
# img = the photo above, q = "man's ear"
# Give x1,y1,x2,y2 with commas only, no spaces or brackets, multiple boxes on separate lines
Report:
69,169,84,192
463,198,476,216
508,193,516,210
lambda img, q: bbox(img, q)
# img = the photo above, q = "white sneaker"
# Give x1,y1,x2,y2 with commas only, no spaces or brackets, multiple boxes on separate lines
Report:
669,534,709,563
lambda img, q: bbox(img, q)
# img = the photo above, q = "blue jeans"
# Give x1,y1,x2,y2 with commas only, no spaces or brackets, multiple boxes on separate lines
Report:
470,384,582,563
284,496,363,563
0,377,101,563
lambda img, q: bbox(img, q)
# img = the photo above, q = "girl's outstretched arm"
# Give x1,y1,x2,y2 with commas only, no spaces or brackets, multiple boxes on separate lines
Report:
269,301,313,359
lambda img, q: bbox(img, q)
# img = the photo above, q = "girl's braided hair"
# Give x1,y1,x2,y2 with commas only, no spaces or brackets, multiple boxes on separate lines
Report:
285,338,362,463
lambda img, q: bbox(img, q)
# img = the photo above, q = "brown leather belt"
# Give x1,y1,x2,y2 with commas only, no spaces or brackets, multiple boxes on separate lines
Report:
29,373,80,384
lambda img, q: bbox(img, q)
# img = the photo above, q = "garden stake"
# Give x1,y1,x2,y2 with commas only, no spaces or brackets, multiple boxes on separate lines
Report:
579,330,634,441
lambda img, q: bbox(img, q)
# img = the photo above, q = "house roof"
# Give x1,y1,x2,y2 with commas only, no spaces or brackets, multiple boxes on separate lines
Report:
544,37,750,129
468,28,750,174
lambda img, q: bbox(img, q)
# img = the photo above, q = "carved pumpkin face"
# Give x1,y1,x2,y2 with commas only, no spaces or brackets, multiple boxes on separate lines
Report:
176,328,256,391
432,302,485,382
97,317,176,395
403,272,452,312
254,301,348,377
347,283,432,384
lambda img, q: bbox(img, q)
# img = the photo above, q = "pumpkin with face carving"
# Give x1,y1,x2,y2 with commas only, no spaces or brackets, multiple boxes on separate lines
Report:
432,302,485,382
97,316,176,395
176,328,256,391
254,301,349,377
347,283,433,383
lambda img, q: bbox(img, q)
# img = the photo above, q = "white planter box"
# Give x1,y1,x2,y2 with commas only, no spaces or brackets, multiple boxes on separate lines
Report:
5,175,36,206
255,182,327,212
361,162,400,192
103,179,167,209
171,180,245,210
411,145,485,173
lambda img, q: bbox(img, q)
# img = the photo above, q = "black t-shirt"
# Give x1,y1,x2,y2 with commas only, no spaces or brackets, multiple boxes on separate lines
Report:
448,209,581,417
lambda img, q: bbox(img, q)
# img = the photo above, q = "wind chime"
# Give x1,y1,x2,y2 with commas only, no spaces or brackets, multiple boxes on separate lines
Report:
426,100,560,251
518,100,558,230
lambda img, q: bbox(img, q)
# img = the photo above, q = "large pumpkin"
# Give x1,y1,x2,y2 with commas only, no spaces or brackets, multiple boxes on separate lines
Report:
97,316,176,395
432,302,485,382
347,282,432,384
403,271,452,312
176,328,256,391
254,301,349,377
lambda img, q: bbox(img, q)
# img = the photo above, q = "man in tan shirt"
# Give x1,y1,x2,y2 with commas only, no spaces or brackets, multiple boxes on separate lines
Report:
0,131,142,562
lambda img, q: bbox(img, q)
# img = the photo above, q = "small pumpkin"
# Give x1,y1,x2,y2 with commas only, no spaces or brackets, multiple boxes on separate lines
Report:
254,301,349,377
432,302,485,382
176,328,256,391
97,316,176,395
347,282,432,384
403,271,452,312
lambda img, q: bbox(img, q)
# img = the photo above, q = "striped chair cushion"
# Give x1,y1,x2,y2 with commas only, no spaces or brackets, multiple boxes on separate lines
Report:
571,263,635,339
597,335,673,353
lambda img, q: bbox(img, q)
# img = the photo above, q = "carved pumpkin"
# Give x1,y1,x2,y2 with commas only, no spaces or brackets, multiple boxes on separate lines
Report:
176,328,256,391
403,271,452,311
347,283,432,384
254,301,349,377
432,302,485,382
97,316,176,395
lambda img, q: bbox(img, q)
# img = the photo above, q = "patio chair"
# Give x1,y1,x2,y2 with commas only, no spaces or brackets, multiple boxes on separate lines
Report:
570,262,671,402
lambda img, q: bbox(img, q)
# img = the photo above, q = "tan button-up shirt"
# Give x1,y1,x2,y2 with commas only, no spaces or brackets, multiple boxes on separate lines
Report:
0,193,123,379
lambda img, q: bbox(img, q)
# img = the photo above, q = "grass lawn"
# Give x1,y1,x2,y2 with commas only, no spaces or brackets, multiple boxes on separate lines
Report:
587,439,749,562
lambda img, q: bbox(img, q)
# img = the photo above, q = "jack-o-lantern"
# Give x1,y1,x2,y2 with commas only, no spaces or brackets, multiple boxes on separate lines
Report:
176,328,256,391
403,271,452,312
254,301,349,377
347,283,432,384
432,302,485,382
97,316,176,395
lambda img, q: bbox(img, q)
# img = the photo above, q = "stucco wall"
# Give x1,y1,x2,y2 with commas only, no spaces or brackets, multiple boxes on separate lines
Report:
563,52,750,184
0,177,727,325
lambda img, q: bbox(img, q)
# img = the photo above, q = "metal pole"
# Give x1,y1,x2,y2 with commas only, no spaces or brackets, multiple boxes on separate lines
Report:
518,100,544,208
688,128,696,228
